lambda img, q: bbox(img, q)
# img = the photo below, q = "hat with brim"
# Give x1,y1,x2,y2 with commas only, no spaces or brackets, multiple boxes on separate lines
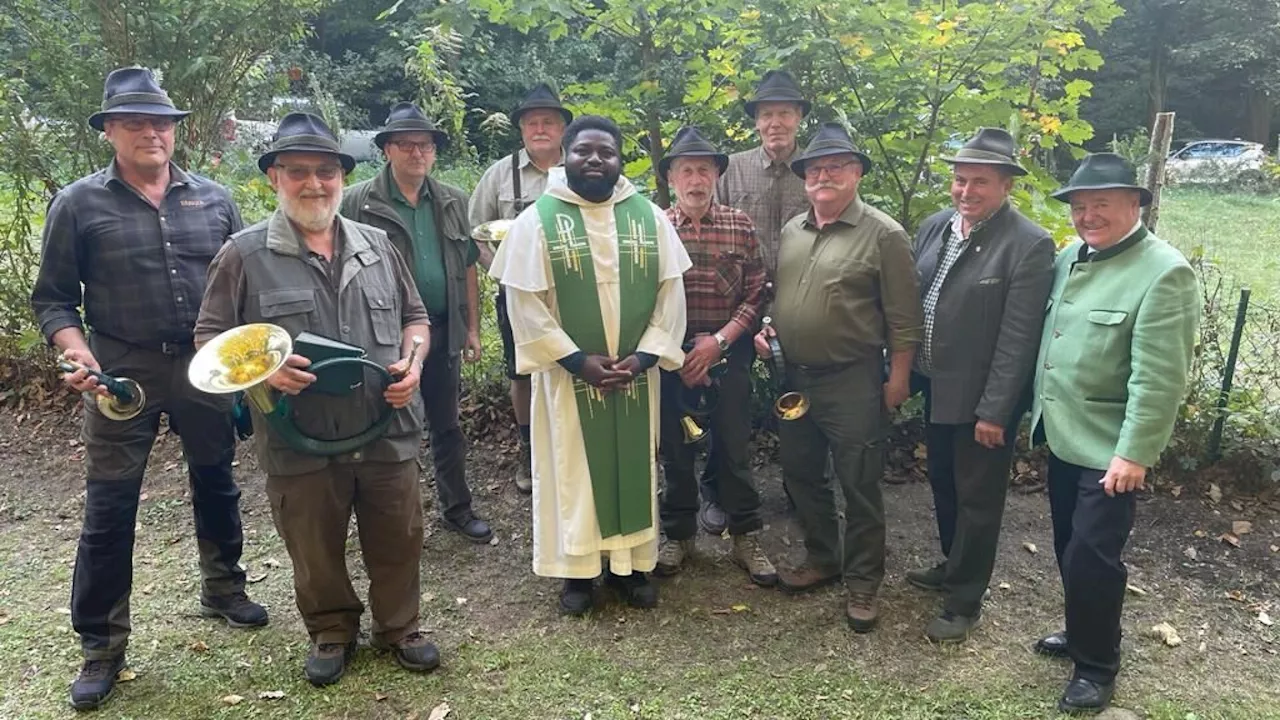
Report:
512,83,573,126
374,102,450,151
743,70,812,119
658,126,729,181
257,112,355,174
88,67,190,131
790,122,873,178
942,127,1027,176
1050,152,1152,206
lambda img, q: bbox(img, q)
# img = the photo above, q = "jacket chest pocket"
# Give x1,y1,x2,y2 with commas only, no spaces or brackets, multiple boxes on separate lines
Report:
258,288,316,337
363,286,401,346
1083,309,1130,357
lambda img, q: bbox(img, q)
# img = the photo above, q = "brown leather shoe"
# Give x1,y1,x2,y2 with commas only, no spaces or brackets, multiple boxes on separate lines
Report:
777,564,841,593
845,589,879,633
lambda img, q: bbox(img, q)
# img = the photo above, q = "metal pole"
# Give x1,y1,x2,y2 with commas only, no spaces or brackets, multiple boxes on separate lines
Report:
1208,287,1251,461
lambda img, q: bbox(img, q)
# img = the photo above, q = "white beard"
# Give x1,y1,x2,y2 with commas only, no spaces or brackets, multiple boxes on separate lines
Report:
279,185,342,232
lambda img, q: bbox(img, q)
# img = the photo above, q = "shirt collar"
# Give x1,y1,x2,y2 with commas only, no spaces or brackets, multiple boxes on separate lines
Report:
518,147,564,171
670,202,719,227
804,195,864,230
103,159,192,191
755,143,797,170
385,165,431,205
949,200,1009,241
1079,220,1147,263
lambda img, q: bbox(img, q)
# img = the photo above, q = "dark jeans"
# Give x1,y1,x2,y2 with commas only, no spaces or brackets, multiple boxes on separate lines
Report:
1047,451,1137,685
420,322,474,523
496,287,529,381
658,343,761,539
73,334,245,660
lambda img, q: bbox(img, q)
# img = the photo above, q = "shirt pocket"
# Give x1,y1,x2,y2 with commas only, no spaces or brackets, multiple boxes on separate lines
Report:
363,285,401,346
714,251,744,297
258,287,316,338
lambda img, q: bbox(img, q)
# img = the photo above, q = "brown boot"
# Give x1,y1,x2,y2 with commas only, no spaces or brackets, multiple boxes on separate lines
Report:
777,563,840,594
845,589,879,633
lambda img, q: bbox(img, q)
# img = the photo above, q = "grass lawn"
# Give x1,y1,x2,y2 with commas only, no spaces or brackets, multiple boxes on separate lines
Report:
1158,186,1280,304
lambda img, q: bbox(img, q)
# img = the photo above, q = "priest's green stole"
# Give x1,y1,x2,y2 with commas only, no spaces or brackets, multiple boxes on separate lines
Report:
535,194,659,538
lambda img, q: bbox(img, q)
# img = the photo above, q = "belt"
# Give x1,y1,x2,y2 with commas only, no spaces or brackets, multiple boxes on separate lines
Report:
95,331,194,356
793,360,859,377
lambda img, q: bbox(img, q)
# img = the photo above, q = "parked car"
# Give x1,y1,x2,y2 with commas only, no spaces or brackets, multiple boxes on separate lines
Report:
219,101,380,164
1164,139,1266,185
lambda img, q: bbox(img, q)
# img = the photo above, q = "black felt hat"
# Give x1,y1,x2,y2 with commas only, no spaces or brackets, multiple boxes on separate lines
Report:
88,67,190,131
942,127,1027,176
374,102,450,151
658,126,729,180
512,83,573,126
743,70,811,118
257,112,355,174
790,123,873,178
1051,152,1153,206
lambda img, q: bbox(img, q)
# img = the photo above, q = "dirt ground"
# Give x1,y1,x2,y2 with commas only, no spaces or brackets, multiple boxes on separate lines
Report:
0,401,1278,719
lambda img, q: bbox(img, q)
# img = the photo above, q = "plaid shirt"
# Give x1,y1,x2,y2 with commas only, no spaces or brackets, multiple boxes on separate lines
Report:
32,161,243,347
715,145,809,279
918,211,976,374
666,203,767,338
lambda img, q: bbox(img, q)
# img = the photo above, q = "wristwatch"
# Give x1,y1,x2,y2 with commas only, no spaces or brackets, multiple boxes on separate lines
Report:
713,331,730,353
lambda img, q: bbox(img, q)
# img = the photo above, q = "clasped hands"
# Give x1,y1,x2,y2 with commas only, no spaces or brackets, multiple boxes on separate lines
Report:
579,354,644,392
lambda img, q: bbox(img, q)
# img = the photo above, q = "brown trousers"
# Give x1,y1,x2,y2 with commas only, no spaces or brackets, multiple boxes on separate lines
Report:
266,460,423,645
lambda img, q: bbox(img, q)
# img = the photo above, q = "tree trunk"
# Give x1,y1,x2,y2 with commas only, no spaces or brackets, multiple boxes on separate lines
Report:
1244,86,1272,146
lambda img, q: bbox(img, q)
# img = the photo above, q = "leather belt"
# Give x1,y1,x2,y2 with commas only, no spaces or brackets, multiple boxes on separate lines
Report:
793,360,859,377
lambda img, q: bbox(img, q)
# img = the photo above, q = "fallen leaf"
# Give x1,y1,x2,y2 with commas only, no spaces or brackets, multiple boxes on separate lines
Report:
1184,546,1199,561
263,558,281,569
221,694,244,705
455,597,468,606
1170,485,1183,498
428,702,452,720
1219,533,1241,548
1023,542,1038,554
1126,584,1148,597
1260,611,1274,627
0,613,10,626
1227,590,1247,603
488,536,499,546
189,640,209,653
1194,529,1208,538
1198,641,1207,652
1149,622,1183,647
998,582,1011,590
913,443,927,460
1233,520,1253,536
1270,545,1279,553
731,603,750,613
374,692,388,702
711,608,732,615
1209,483,1223,503
1231,500,1245,512
1015,460,1031,475
247,572,268,583
258,690,285,700
116,669,138,682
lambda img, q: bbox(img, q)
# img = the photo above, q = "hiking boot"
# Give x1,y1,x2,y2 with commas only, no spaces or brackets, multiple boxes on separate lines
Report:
372,631,440,673
777,563,841,594
925,608,983,643
731,532,778,587
606,571,659,609
515,441,533,495
442,513,494,544
845,589,879,633
653,538,695,577
305,640,356,686
905,563,945,592
697,500,727,536
559,578,594,616
69,654,126,711
200,591,269,628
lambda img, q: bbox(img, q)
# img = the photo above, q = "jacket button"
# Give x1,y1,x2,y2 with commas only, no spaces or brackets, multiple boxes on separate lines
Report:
1043,362,1053,370
341,325,351,334
1053,329,1062,338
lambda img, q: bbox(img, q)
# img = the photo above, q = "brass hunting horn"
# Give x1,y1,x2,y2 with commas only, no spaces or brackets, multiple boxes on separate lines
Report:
471,218,513,246
188,324,423,456
676,339,729,445
761,316,809,422
56,356,146,421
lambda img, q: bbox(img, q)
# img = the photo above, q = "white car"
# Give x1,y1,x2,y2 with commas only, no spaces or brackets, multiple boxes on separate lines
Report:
219,108,380,164
1164,140,1267,184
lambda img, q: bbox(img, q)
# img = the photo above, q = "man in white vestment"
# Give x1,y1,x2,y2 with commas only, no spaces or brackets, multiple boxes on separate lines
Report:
490,115,690,615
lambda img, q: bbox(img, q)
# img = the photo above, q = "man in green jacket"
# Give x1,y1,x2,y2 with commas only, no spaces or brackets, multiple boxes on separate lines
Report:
342,103,491,543
1029,153,1200,713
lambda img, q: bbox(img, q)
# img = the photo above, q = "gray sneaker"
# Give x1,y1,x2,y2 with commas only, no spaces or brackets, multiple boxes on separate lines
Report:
653,538,695,577
905,563,946,592
925,609,983,643
697,501,727,536
731,532,778,586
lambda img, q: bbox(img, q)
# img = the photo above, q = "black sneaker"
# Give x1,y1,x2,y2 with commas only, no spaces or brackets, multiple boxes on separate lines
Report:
372,631,440,673
69,654,126,711
605,571,658,609
442,514,494,544
559,578,594,616
200,591,269,628
305,641,357,686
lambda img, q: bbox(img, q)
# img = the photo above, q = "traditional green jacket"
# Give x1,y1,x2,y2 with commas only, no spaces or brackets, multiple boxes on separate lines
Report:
1030,225,1200,470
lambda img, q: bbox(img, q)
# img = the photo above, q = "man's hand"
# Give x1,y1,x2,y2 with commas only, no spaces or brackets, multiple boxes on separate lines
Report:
605,355,643,389
974,420,1006,449
1100,456,1147,497
754,324,776,359
266,354,316,396
463,331,483,363
580,354,629,389
883,376,910,410
681,334,720,382
384,357,422,409
59,348,110,397
680,367,712,389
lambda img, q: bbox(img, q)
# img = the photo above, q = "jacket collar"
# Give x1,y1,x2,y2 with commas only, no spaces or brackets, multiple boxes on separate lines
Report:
369,163,452,211
803,195,864,230
1078,222,1148,263
265,209,372,260
949,200,1011,241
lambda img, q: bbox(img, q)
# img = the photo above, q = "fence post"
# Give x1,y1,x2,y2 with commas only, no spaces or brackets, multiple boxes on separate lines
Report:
1143,111,1175,232
1208,287,1251,461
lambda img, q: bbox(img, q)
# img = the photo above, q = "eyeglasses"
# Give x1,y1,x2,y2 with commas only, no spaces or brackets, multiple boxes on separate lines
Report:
390,140,436,155
273,163,343,182
804,159,858,179
113,117,176,132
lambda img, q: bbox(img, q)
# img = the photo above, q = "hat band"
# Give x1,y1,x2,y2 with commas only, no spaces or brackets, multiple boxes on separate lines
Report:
272,133,342,154
949,148,1019,165
380,120,438,134
103,91,177,111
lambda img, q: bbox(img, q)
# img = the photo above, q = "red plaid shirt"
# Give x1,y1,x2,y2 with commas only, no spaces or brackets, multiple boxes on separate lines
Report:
667,203,767,339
